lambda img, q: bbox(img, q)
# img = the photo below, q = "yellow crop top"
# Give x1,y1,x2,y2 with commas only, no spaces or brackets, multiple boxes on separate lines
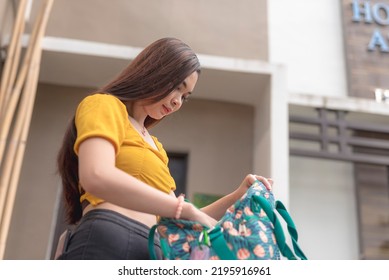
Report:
74,93,176,206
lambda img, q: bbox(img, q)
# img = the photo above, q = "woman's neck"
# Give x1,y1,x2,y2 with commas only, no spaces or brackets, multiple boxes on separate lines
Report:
126,102,146,126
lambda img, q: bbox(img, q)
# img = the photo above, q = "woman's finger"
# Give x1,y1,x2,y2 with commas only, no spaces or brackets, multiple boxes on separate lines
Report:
253,175,272,190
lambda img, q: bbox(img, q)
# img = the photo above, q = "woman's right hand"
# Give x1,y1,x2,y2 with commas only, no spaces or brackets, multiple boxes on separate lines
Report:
182,202,217,228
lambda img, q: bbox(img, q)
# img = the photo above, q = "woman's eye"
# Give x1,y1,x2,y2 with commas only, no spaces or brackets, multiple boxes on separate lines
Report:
181,95,189,102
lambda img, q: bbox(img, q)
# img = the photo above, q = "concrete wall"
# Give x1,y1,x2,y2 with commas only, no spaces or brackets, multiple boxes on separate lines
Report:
0,0,14,48
289,156,358,260
268,0,348,98
42,0,268,60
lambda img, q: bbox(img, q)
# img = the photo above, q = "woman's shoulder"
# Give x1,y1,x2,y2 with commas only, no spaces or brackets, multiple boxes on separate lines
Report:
76,93,128,120
80,93,123,106
78,93,126,111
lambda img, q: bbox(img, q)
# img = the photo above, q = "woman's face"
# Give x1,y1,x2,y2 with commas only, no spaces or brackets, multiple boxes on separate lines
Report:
143,71,199,119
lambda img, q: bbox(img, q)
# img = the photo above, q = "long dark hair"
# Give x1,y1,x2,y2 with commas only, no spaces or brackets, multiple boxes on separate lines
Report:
57,38,201,224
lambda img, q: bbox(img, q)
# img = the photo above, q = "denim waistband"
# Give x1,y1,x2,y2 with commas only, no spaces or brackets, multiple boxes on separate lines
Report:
80,209,159,242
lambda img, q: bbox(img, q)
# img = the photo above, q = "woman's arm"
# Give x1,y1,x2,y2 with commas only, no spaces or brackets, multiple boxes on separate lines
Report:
200,174,273,220
78,137,216,227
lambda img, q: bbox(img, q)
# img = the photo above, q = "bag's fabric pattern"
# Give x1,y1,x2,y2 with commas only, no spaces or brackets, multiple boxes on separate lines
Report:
156,219,217,260
153,180,281,260
218,180,281,260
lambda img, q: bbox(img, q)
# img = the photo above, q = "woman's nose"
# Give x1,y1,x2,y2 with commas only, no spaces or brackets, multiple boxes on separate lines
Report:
171,97,182,109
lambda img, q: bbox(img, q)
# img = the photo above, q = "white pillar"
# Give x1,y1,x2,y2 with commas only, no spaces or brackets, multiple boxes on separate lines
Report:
253,65,289,206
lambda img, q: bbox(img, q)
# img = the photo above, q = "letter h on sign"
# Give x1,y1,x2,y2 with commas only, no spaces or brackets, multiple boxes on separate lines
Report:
352,0,389,25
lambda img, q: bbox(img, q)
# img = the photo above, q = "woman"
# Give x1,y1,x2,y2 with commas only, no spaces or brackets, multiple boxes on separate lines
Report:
56,37,272,259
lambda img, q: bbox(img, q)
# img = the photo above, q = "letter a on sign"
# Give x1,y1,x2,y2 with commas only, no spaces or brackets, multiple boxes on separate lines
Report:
368,29,389,52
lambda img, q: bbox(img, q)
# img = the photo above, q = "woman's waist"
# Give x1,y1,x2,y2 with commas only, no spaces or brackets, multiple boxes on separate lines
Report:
82,202,157,228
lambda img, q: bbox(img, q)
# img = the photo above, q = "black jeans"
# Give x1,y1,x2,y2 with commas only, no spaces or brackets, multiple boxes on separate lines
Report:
57,209,162,260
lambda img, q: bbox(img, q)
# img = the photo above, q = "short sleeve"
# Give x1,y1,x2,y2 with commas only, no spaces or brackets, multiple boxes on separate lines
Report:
74,94,128,155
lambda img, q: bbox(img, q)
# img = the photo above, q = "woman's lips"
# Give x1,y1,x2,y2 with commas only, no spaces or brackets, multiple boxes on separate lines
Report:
163,105,172,115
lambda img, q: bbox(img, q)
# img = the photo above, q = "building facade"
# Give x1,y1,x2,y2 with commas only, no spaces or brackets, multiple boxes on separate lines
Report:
0,0,388,260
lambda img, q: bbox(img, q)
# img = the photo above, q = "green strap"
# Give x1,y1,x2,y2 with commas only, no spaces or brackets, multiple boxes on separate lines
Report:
275,201,308,260
253,195,307,260
149,223,236,260
253,196,295,260
148,224,159,260
148,224,172,260
208,227,237,260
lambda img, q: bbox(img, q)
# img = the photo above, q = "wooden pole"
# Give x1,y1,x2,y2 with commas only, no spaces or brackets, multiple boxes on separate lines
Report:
0,1,41,168
3,27,24,114
0,0,28,117
0,0,54,260
0,0,44,213
0,50,42,260
0,1,32,167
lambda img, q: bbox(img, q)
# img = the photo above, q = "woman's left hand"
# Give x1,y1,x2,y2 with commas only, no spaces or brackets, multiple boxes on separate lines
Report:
236,174,273,197
201,174,274,220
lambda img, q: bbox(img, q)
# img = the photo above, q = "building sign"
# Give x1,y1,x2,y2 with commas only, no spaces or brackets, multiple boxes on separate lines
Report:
342,0,389,98
352,0,389,52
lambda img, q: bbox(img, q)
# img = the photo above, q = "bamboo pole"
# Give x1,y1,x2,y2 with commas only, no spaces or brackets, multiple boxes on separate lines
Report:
0,0,42,168
0,63,35,239
0,0,28,117
3,26,25,114
0,0,44,214
0,50,42,260
0,0,54,260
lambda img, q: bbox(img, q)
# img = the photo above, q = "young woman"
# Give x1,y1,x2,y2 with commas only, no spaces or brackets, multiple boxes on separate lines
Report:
56,37,272,259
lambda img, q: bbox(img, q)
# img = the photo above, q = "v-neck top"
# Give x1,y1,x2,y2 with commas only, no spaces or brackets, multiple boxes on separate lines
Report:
74,93,176,206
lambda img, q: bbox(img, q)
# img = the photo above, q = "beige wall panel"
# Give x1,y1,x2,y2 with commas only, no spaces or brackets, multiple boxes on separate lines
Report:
40,0,268,60
0,0,15,45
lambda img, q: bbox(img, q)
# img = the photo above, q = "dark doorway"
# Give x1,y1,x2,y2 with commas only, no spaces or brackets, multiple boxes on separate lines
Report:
167,152,188,196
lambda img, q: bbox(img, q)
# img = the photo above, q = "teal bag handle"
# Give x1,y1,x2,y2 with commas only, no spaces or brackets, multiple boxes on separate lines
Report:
253,195,307,260
148,224,172,260
208,227,237,260
148,222,237,260
148,224,159,260
275,201,307,260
